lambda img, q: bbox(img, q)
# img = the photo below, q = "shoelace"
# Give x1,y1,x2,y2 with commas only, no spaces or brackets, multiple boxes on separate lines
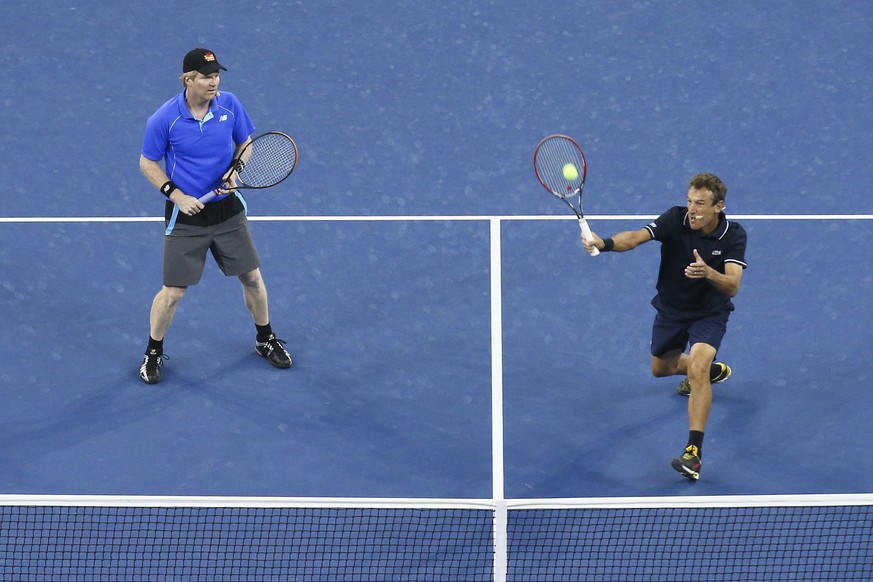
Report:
262,337,287,352
145,352,169,365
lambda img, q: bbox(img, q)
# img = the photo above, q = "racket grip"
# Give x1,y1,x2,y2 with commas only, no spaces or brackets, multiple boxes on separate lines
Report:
578,218,600,256
198,188,222,204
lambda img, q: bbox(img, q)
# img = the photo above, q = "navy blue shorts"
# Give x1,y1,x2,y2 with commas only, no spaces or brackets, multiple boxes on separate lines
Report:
650,309,731,357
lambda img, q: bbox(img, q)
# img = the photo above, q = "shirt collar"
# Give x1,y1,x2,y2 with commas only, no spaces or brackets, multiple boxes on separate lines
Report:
177,90,215,120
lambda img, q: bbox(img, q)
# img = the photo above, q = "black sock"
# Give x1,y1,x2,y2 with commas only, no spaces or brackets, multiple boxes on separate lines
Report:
256,323,273,342
147,336,163,354
688,431,704,458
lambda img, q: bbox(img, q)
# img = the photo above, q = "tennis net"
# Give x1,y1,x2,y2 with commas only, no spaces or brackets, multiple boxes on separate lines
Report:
1,494,871,581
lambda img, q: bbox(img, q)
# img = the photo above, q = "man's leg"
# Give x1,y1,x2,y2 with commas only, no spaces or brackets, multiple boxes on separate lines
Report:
238,267,269,326
651,349,689,378
150,286,187,340
239,268,292,369
671,342,718,480
686,342,718,431
140,286,187,384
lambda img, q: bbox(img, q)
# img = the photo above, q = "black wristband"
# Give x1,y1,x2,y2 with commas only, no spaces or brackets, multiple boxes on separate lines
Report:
601,237,615,252
160,180,178,198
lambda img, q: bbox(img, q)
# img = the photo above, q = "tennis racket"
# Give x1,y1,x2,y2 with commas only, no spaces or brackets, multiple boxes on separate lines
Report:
533,134,599,256
199,131,299,203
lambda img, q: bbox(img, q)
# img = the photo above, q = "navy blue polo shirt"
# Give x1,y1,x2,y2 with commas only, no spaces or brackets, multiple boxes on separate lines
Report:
142,90,255,227
645,206,747,319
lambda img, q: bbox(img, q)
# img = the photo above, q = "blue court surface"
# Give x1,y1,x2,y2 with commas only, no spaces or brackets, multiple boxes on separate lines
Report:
2,0,873,503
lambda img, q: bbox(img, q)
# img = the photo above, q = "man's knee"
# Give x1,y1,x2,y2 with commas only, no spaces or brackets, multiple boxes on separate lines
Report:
687,359,711,381
160,286,187,305
651,362,672,378
687,344,717,380
238,268,263,288
651,352,682,378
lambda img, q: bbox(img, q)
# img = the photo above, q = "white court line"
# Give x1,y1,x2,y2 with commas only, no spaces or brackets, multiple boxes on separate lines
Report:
1,214,872,223
489,218,508,582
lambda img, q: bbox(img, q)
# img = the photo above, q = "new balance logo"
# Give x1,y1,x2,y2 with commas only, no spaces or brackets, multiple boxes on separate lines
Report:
219,114,228,122
712,250,722,255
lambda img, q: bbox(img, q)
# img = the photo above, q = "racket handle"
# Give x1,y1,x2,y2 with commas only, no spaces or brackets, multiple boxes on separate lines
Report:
198,188,222,204
578,218,600,256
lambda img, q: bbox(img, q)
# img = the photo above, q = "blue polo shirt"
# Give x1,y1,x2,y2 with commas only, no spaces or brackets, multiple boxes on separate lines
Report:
142,90,255,226
645,206,748,319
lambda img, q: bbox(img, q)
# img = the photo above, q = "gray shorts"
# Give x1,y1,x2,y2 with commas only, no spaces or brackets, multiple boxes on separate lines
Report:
163,212,261,287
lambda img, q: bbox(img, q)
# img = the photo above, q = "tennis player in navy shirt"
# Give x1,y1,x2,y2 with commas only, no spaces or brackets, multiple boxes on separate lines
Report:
582,173,747,480
137,48,292,384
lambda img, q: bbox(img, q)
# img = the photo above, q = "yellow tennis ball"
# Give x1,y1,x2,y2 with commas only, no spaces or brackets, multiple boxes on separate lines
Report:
562,163,579,181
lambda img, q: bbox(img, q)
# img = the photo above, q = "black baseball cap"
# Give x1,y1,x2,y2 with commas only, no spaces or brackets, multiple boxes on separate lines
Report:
182,48,227,75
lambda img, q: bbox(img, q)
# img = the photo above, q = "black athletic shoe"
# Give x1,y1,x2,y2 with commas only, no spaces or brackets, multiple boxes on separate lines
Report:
671,445,702,480
139,349,167,384
255,334,292,369
677,362,732,396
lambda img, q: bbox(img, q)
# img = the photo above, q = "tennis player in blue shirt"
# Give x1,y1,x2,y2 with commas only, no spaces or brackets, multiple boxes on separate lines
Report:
582,173,747,480
137,48,292,384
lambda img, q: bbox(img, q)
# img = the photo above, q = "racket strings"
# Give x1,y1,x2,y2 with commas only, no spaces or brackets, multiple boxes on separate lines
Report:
239,133,298,188
534,137,586,198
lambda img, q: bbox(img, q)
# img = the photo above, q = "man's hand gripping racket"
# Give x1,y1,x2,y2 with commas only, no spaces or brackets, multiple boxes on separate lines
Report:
533,134,599,256
199,131,299,203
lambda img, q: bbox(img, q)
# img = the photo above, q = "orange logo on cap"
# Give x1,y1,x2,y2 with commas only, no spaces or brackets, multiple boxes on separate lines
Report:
204,52,216,62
